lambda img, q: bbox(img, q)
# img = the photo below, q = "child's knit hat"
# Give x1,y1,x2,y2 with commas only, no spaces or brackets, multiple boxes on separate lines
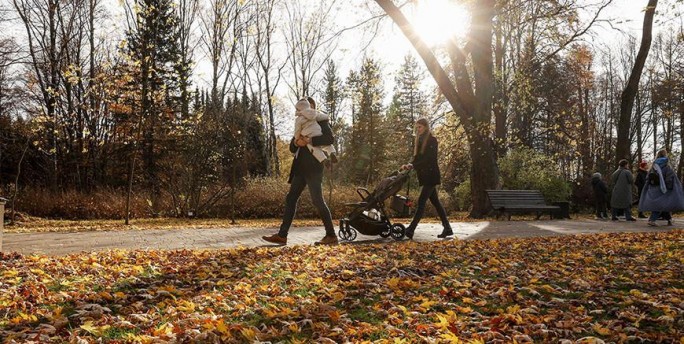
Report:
295,98,310,113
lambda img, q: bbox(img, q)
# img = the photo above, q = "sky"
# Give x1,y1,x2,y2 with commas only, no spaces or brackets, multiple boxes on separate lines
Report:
354,0,659,74
1,0,681,137
309,0,668,135
310,0,672,108
0,0,670,87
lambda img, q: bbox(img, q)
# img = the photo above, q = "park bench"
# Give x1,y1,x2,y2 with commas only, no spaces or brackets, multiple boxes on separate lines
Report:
486,189,561,220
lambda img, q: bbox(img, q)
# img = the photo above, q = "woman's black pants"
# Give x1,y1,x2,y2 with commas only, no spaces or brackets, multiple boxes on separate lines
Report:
407,184,451,232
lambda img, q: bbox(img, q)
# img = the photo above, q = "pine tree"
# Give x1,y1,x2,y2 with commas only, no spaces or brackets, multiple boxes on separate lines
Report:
246,92,268,176
322,60,345,153
387,54,428,169
122,0,184,214
345,58,386,184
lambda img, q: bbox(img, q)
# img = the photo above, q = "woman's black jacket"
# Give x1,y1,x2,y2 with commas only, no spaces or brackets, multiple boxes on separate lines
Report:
411,135,441,186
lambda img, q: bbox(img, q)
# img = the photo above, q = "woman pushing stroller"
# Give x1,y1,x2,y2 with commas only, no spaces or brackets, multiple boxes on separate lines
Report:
401,118,453,239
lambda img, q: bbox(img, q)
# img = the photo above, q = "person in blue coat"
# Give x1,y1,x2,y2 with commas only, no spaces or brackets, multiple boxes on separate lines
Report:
639,149,684,226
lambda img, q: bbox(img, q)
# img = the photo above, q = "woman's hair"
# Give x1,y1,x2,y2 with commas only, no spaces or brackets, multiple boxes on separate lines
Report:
657,148,668,158
306,97,316,109
413,118,431,156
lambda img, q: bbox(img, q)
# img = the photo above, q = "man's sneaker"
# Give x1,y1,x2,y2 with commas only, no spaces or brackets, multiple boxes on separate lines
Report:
262,234,287,245
647,221,658,227
315,235,339,245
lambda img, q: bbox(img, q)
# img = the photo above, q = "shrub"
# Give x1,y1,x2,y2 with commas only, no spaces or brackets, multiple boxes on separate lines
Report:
498,147,572,202
13,176,464,220
14,187,151,220
453,179,472,212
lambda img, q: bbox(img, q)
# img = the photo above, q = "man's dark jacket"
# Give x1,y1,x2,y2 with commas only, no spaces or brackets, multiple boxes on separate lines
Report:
288,120,334,183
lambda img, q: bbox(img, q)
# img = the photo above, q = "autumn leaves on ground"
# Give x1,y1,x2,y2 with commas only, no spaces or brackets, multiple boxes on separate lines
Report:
1,231,683,343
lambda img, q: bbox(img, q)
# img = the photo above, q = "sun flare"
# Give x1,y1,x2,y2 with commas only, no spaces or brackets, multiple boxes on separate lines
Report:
410,0,470,46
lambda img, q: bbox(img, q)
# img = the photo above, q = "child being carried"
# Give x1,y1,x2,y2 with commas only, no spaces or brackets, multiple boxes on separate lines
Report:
294,98,335,162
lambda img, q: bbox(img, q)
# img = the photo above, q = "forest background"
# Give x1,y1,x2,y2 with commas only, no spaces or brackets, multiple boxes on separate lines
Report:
0,0,683,221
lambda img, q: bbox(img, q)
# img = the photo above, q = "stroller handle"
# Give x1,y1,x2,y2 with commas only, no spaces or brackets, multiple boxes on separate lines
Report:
396,168,412,176
356,187,371,200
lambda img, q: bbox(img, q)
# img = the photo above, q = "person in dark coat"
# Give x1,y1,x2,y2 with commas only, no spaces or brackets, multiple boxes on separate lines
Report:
262,97,337,245
639,149,684,226
591,172,608,220
401,118,452,239
610,159,636,221
634,160,648,218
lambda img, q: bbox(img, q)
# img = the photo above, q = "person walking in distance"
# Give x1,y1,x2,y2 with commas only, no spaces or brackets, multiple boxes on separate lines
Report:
591,172,608,220
610,159,636,222
262,97,338,245
401,118,452,239
639,149,684,226
634,160,648,218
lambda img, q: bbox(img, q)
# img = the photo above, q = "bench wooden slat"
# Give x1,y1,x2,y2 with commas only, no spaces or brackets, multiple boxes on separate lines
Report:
486,189,561,220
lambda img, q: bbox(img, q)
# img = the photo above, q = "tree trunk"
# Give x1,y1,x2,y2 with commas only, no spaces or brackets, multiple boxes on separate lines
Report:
579,78,592,177
615,0,657,164
678,86,684,180
493,18,507,159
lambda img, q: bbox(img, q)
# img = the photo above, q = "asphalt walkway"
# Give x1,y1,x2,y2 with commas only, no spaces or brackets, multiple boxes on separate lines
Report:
3,217,677,256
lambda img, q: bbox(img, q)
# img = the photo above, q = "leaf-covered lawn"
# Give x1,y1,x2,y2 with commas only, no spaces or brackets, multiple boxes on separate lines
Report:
1,231,682,343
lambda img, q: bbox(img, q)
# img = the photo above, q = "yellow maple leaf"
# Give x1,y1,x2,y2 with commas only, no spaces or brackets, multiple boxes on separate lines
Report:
153,323,174,337
539,284,555,293
176,300,196,312
434,314,450,331
3,269,19,278
387,277,401,290
506,304,520,314
215,319,230,336
592,323,611,336
288,322,300,333
240,327,257,340
439,331,461,342
80,321,110,336
420,300,437,311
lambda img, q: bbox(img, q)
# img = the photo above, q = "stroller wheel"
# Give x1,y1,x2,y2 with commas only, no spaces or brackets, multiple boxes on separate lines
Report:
338,219,349,240
390,223,406,240
379,224,391,238
347,227,357,241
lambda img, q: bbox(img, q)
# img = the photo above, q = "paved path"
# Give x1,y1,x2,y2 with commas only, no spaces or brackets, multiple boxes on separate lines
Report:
3,217,678,256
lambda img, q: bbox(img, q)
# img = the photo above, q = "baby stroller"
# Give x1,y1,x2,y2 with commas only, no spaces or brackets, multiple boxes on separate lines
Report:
339,170,411,241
